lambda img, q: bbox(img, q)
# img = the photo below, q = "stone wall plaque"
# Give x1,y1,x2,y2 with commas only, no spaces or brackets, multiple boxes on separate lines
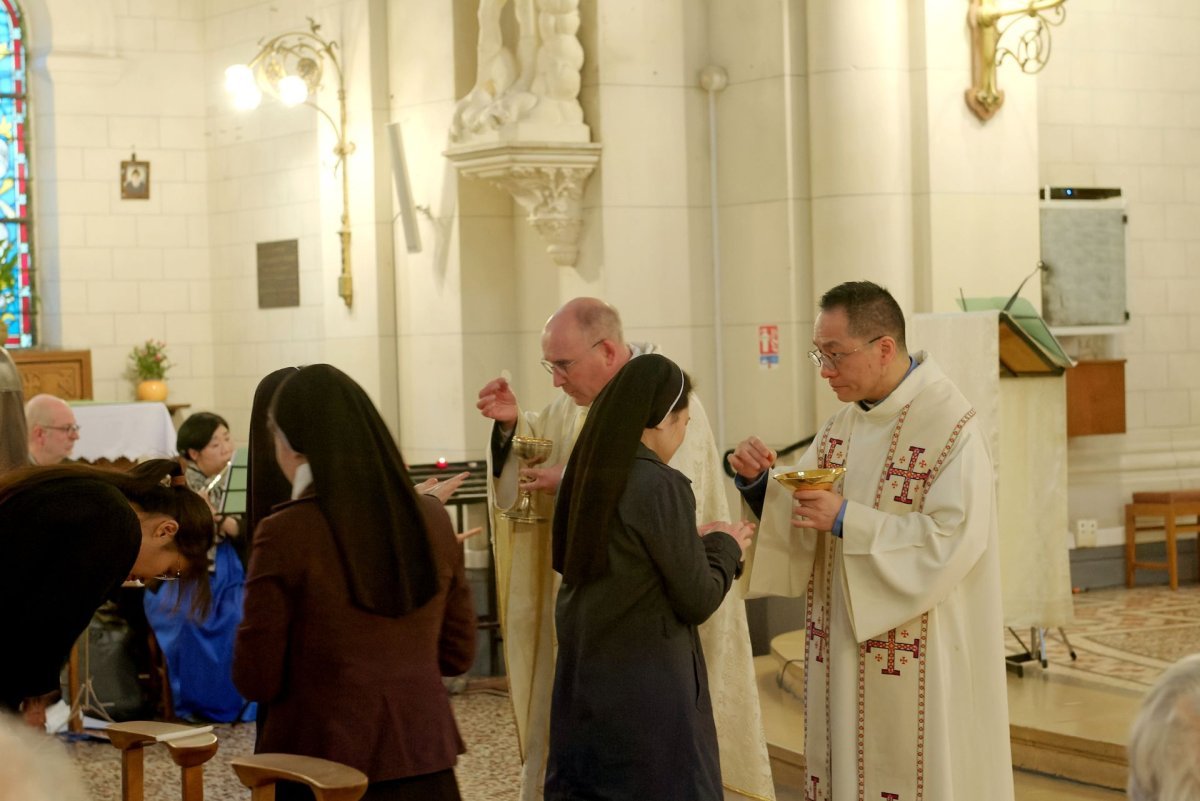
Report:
256,239,300,309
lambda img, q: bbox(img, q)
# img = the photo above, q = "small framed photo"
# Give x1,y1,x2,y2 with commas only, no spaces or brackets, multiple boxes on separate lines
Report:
120,159,150,200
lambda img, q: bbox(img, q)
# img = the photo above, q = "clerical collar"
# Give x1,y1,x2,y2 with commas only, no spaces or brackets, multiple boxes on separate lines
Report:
290,462,314,499
858,355,918,411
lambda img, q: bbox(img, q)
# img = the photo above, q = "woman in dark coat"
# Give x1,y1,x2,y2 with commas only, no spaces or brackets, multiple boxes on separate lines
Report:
233,364,477,801
546,354,755,801
0,459,214,727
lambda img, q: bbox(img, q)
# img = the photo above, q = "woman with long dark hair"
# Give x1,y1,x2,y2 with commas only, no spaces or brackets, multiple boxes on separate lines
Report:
0,459,213,728
546,354,755,801
234,364,476,801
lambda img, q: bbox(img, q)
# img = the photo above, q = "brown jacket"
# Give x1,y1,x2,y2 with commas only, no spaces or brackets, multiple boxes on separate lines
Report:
233,492,476,781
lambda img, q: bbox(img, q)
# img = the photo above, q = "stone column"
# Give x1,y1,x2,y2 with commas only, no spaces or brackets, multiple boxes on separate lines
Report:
806,1,915,315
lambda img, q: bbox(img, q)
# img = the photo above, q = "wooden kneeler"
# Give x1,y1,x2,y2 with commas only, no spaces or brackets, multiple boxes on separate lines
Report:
231,754,368,801
106,721,219,801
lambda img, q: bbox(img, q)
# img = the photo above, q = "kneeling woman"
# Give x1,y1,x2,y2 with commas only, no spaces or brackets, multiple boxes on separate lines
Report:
547,354,755,801
0,460,213,728
144,412,253,722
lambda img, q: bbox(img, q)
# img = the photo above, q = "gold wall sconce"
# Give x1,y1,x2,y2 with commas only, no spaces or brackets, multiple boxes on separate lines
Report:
225,18,356,308
966,0,1067,122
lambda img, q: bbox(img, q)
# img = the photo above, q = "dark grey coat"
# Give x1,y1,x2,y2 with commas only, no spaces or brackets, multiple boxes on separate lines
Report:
545,445,742,801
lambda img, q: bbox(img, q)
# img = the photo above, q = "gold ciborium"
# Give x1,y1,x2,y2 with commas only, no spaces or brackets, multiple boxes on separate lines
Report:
772,467,846,494
502,436,554,522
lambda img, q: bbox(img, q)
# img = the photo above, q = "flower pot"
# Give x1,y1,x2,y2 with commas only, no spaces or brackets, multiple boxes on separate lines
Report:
137,379,168,402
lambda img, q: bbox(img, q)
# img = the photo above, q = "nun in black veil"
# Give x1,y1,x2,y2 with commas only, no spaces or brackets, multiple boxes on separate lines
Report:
241,366,296,746
246,366,298,541
233,364,476,801
545,354,755,801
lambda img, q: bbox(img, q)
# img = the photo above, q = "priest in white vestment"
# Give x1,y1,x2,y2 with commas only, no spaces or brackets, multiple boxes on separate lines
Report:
730,282,1013,801
477,298,775,801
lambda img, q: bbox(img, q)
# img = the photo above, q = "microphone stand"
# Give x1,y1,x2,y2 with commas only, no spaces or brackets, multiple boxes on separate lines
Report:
1002,261,1049,313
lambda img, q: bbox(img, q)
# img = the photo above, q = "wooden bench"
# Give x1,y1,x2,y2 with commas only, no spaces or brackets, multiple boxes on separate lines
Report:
231,753,368,801
1125,490,1200,590
106,721,219,801
107,722,368,801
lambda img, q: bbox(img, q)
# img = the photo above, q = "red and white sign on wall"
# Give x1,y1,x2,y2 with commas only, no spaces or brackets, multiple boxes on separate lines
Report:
758,324,779,369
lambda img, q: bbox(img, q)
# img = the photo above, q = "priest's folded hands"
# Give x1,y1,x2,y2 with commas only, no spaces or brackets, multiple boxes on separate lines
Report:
792,488,842,531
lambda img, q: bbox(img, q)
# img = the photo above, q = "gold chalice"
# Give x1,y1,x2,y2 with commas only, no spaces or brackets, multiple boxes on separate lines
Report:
502,436,553,522
772,467,846,494
774,468,846,529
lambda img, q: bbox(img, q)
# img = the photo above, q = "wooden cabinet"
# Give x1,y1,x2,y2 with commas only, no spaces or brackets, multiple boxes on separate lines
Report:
10,349,93,400
1065,359,1125,436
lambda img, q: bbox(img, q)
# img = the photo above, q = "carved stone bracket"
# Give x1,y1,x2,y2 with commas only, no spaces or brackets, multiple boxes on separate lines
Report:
445,142,601,268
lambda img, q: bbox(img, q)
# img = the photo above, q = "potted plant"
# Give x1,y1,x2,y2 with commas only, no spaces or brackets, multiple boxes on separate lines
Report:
129,339,171,401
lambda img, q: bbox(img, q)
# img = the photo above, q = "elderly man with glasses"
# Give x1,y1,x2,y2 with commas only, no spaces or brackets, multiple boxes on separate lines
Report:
25,394,80,466
728,280,1012,801
476,297,774,801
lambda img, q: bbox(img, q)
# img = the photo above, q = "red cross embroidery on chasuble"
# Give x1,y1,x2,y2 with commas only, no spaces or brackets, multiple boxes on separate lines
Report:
806,775,820,801
881,793,900,800
822,437,845,469
887,445,930,505
863,628,921,676
807,617,829,663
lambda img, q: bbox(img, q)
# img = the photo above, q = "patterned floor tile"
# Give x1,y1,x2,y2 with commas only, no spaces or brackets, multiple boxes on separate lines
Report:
1008,584,1200,691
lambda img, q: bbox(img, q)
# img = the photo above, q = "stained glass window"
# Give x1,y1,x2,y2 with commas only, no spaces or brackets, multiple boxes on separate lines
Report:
0,0,31,348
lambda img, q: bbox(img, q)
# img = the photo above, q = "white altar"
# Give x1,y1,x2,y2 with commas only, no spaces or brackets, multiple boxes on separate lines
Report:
911,312,1073,629
69,401,177,462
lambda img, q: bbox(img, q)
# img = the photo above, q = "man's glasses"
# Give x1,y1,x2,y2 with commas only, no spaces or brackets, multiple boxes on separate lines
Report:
43,424,81,435
808,336,884,371
540,339,605,377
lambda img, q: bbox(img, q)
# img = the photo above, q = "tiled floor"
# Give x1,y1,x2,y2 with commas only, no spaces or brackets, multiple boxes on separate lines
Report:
990,585,1200,799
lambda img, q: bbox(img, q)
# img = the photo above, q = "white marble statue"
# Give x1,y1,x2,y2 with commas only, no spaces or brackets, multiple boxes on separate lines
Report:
450,0,587,143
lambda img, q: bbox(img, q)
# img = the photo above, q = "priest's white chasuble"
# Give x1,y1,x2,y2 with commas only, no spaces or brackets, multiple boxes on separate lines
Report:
750,354,1013,801
487,344,775,801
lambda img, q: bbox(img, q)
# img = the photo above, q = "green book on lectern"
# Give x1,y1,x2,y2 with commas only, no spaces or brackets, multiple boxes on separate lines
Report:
956,297,1074,376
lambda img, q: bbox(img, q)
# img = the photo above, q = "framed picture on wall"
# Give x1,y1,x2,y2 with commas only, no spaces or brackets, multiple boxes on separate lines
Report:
120,158,150,200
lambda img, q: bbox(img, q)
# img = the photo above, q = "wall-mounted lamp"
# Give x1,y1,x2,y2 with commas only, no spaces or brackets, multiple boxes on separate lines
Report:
225,17,356,308
966,0,1067,122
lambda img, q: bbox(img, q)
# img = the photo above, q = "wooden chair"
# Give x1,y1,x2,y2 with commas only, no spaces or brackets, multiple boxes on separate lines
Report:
107,723,367,801
106,721,219,801
231,754,368,801
1125,490,1200,589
